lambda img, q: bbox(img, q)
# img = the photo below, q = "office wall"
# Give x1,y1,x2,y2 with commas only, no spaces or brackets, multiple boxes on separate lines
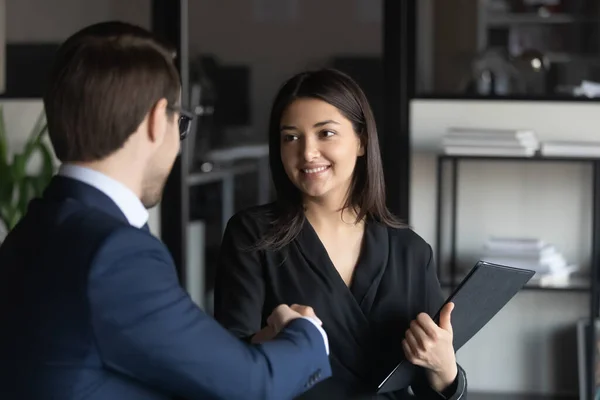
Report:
5,0,150,42
411,99,599,394
1,100,44,148
187,0,383,140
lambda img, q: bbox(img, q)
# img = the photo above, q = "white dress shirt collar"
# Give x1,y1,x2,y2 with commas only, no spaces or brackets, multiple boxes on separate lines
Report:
58,164,149,228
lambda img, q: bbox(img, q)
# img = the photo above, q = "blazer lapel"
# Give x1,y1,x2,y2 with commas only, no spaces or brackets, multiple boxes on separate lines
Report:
296,219,370,319
295,218,374,381
351,221,390,314
297,218,390,317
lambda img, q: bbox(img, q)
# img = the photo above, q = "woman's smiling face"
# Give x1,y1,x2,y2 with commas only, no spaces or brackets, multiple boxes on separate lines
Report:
279,98,364,202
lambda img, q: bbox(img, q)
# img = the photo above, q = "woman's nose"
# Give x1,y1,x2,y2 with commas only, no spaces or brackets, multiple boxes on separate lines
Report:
302,137,320,161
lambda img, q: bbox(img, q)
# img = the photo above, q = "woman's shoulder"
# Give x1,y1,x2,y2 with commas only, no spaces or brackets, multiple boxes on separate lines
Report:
375,224,437,271
225,202,278,236
382,223,433,256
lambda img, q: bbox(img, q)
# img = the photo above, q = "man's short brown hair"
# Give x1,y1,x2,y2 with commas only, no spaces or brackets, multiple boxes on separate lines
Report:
44,21,181,162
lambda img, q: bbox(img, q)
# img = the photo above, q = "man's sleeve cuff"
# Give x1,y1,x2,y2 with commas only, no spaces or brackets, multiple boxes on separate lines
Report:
298,317,329,355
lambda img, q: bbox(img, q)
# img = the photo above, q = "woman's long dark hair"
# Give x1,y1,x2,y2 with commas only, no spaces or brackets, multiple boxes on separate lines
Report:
256,68,405,251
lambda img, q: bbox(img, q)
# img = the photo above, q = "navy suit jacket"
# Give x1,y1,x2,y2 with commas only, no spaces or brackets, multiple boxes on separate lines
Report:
0,176,331,400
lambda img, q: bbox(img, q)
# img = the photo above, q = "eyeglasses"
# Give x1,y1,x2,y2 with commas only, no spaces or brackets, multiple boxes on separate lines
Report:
167,105,195,140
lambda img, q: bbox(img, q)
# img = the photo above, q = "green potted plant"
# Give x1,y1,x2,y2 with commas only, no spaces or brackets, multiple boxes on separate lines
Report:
0,106,55,237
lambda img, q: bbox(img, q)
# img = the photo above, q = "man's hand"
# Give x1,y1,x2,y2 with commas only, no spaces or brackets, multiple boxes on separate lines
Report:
251,304,321,344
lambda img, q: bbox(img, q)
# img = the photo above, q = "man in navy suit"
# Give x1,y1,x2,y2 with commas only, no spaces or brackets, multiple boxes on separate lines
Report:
0,21,331,399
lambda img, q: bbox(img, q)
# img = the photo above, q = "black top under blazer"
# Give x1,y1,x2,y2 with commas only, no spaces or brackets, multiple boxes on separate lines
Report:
214,203,467,400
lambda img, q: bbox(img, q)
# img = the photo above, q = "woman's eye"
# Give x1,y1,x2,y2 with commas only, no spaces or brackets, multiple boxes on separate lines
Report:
321,130,335,138
283,134,298,142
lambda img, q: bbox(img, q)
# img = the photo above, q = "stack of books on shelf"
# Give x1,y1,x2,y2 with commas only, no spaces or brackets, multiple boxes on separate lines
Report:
540,140,600,158
480,237,579,287
442,127,539,157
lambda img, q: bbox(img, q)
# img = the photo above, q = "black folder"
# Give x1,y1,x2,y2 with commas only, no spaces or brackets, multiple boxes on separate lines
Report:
377,260,535,393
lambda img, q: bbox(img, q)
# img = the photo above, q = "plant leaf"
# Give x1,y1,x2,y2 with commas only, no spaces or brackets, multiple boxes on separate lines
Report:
0,203,10,231
30,110,47,138
7,208,21,231
0,109,54,232
11,154,27,183
3,201,19,231
0,177,13,207
21,116,45,161
16,177,30,222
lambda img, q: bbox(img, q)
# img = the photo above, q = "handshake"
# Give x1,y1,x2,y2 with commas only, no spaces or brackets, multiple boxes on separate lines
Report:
251,304,322,344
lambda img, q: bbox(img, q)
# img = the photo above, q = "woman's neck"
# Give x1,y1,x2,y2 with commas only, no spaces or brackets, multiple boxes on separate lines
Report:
303,195,361,232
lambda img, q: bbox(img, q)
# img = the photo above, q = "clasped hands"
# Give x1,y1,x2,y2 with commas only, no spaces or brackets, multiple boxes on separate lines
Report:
402,302,458,392
252,304,322,344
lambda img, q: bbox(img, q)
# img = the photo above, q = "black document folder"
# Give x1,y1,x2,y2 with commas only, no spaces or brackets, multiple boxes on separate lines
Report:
377,261,535,393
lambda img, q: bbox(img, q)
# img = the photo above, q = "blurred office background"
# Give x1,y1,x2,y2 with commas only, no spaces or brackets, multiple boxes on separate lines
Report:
1,0,599,398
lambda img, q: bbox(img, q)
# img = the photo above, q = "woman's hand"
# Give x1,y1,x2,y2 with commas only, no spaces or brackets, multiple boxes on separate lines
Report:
402,302,458,392
251,304,322,344
251,325,277,344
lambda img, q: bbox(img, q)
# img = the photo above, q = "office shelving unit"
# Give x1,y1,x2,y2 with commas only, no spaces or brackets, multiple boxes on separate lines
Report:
476,0,600,97
434,154,599,400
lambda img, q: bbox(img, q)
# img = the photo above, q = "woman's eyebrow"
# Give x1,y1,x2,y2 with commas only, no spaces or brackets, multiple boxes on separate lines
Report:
280,120,340,131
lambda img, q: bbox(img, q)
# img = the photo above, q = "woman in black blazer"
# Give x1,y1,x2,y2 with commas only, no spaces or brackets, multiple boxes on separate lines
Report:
214,69,467,399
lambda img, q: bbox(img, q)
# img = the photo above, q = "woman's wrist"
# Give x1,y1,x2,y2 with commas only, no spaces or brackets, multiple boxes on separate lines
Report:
426,362,458,393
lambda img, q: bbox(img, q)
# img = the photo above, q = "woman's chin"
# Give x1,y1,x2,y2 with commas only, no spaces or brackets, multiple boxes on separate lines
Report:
304,192,327,200
300,186,332,201
295,179,324,194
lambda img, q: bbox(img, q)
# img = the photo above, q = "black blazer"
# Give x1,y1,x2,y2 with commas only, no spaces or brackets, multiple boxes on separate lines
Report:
214,203,467,400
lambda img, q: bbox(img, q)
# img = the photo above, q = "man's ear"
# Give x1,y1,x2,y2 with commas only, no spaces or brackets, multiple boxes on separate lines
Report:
148,98,169,145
